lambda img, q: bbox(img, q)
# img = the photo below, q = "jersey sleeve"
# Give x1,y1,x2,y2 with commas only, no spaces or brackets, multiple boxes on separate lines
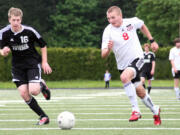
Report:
151,52,156,61
30,27,47,48
169,48,174,60
101,25,111,50
0,25,10,49
132,17,144,30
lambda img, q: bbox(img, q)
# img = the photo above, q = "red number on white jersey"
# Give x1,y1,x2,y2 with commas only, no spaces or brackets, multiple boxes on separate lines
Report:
122,32,129,40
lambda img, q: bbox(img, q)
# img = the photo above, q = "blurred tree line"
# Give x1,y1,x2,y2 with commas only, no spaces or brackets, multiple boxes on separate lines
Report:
0,0,179,47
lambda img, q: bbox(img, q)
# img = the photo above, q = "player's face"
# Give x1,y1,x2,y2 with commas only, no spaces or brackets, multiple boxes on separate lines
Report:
175,42,180,48
144,46,149,52
107,11,122,27
9,15,22,32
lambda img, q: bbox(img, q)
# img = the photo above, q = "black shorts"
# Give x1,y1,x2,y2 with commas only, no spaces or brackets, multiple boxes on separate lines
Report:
140,70,153,80
12,64,42,87
119,58,144,83
172,70,180,79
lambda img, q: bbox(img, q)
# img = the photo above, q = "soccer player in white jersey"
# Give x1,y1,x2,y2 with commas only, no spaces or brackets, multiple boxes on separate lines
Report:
0,7,52,125
101,6,161,125
169,38,180,100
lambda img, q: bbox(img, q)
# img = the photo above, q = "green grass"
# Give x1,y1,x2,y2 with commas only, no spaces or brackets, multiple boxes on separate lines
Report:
0,88,180,135
0,80,174,89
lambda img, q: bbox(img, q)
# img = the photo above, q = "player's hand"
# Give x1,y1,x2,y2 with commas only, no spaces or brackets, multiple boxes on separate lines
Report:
173,68,178,73
151,70,154,75
1,47,11,56
151,42,159,52
42,62,52,74
108,40,114,50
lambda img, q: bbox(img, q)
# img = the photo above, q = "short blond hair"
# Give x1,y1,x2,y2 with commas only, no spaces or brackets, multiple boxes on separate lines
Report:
143,43,150,48
107,6,122,15
8,7,23,19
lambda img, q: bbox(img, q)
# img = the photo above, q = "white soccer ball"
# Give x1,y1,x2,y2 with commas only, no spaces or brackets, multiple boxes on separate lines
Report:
57,111,75,129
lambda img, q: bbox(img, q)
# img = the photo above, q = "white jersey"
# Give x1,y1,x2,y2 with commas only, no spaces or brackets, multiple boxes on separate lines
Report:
101,17,144,70
169,47,180,70
104,73,111,81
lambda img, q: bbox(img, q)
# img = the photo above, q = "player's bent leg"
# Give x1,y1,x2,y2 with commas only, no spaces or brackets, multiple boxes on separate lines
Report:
18,84,31,101
136,85,161,125
121,68,141,122
18,84,49,125
40,79,51,100
29,82,41,96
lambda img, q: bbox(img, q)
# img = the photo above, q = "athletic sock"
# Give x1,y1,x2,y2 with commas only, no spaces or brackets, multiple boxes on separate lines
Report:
141,94,157,114
26,97,47,117
147,86,151,94
124,82,140,112
174,87,180,99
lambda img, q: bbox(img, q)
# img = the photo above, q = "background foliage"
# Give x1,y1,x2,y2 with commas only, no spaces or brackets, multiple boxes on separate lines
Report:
0,47,172,81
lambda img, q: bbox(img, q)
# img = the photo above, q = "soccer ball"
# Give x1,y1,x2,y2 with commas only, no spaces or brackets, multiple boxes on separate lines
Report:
57,111,75,129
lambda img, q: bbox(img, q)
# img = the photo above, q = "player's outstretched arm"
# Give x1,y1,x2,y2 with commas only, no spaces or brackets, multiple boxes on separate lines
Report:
140,24,159,52
41,46,52,74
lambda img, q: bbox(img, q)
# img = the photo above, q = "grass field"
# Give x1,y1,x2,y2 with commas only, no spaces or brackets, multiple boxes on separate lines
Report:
0,88,180,135
0,80,174,89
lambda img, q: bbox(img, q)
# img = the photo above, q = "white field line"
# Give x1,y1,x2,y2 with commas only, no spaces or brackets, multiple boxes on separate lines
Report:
0,118,179,122
0,108,179,111
1,112,180,115
1,127,180,131
1,104,180,107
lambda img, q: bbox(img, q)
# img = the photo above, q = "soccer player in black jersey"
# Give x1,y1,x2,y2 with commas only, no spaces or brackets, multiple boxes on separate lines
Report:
0,7,52,125
140,43,156,94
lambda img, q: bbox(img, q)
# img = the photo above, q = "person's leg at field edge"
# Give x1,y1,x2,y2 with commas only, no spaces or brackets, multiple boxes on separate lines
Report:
120,68,141,121
174,78,180,99
136,83,161,125
17,82,49,125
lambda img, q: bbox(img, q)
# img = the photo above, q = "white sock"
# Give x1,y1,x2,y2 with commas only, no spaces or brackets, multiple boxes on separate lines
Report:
124,82,140,112
142,94,158,115
174,87,180,99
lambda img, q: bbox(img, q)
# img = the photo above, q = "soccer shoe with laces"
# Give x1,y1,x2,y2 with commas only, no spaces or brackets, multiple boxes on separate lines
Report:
153,107,161,125
40,79,51,100
36,116,49,125
129,111,142,121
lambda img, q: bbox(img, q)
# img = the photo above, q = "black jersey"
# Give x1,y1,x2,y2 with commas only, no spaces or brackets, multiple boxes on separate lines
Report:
0,25,11,47
1,25,46,68
142,51,155,71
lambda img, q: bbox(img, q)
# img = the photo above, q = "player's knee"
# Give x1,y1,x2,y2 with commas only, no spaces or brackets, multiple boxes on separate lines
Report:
20,91,31,101
29,88,40,96
120,74,129,83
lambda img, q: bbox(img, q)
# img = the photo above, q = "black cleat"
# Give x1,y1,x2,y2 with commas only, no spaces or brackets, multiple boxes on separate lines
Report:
36,116,49,125
40,79,51,100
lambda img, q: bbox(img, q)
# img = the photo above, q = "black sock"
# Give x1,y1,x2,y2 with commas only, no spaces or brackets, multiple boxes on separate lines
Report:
148,86,151,94
26,97,47,118
143,84,146,89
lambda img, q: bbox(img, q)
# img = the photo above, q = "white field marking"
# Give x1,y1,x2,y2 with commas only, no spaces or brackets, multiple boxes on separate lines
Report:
1,127,180,131
2,104,180,108
1,112,180,116
0,108,179,111
0,118,180,122
77,92,125,97
0,105,5,107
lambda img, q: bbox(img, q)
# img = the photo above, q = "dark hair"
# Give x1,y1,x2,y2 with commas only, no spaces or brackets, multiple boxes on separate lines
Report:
174,38,180,44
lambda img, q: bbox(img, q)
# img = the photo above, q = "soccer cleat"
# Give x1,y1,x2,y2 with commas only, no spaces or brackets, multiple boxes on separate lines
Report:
129,111,142,121
153,108,161,125
40,79,51,100
36,116,49,125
